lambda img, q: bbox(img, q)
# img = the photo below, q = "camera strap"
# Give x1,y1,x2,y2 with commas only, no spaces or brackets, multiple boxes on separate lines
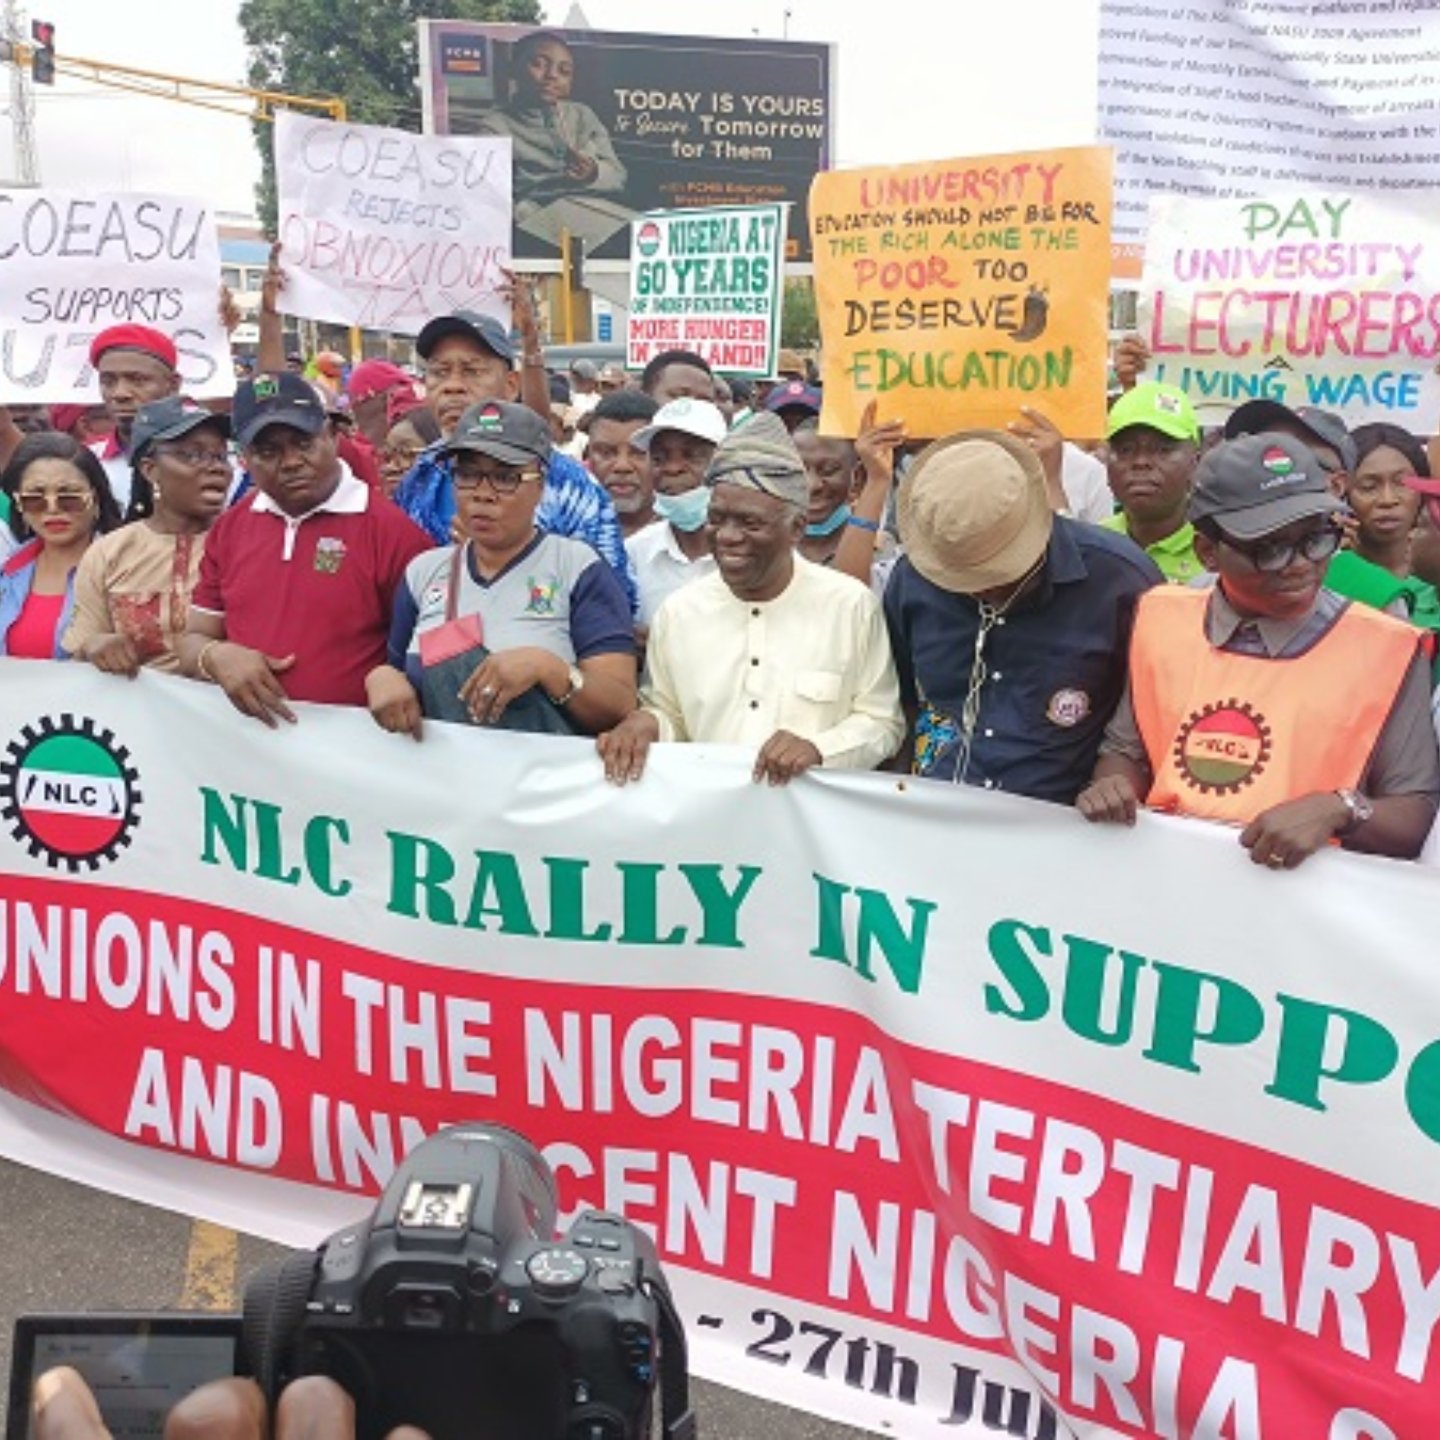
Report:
644,1273,697,1440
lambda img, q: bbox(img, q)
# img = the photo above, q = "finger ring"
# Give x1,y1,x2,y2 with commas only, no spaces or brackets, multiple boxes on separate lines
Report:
480,685,495,697
1266,855,1285,869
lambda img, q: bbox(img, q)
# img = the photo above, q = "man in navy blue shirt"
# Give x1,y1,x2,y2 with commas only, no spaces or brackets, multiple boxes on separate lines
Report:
884,429,1161,804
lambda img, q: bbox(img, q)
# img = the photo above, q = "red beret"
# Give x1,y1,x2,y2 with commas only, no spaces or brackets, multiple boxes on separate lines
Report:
347,359,411,404
89,325,178,370
48,403,92,435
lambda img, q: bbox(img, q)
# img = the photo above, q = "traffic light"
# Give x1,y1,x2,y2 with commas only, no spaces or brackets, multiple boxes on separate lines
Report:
30,19,54,85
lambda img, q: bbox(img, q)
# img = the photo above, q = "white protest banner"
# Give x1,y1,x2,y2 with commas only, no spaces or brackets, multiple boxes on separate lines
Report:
0,189,231,404
275,112,512,335
627,204,785,376
1098,0,1440,266
1138,190,1440,426
0,662,1438,1439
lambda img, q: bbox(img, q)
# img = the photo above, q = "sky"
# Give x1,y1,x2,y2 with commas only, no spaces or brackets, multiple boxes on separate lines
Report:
11,0,1103,216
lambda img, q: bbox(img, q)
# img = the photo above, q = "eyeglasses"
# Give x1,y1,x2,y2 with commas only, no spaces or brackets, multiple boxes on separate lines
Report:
425,362,502,385
452,465,540,496
16,489,94,515
155,444,231,471
380,444,421,468
1221,525,1341,573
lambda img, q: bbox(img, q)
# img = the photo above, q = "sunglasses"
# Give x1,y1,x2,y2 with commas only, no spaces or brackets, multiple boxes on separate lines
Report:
15,489,94,516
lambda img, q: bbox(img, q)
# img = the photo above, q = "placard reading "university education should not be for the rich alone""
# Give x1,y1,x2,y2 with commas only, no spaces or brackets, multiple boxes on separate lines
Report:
810,147,1113,440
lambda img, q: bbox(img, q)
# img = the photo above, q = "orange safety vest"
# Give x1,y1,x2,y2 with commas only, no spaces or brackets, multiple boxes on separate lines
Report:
1130,586,1420,824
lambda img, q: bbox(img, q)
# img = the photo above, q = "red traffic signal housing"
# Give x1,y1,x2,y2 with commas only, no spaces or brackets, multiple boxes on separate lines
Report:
30,18,55,85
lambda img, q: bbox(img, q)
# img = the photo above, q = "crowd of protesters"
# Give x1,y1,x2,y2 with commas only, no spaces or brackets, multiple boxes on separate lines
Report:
3,253,1439,872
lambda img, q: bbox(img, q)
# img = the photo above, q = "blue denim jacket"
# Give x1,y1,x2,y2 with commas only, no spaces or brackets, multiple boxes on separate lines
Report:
0,539,77,659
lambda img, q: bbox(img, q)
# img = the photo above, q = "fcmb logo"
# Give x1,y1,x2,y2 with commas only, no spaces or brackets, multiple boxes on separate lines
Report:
0,715,142,871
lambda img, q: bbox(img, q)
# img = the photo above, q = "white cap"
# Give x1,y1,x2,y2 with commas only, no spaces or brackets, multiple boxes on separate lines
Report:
632,397,728,453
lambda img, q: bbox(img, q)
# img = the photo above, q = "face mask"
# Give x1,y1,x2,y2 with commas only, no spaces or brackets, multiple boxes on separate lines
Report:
805,504,851,539
655,485,712,533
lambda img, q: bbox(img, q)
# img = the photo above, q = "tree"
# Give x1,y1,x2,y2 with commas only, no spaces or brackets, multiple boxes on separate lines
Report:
781,276,820,351
240,0,540,231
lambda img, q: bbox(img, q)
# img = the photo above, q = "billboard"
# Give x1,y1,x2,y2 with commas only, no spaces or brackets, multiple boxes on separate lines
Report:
420,22,833,264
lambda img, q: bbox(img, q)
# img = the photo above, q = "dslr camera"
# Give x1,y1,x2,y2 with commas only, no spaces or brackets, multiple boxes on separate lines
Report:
243,1124,695,1440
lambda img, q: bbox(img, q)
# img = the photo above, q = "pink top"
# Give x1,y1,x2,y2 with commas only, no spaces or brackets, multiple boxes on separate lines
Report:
6,590,66,659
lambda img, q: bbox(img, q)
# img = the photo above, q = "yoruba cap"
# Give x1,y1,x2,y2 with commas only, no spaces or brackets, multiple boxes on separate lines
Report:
1224,399,1357,473
347,359,412,404
1191,431,1344,540
232,371,328,447
1105,382,1200,443
897,430,1053,595
632,397,728,453
89,324,177,371
415,310,516,364
705,411,808,507
764,380,822,417
442,400,552,468
129,398,229,465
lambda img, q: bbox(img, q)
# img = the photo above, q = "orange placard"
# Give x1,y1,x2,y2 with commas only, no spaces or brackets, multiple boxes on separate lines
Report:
811,146,1114,441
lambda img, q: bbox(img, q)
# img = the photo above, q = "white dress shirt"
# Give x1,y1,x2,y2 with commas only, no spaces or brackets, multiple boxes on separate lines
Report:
626,519,717,627
1061,443,1115,523
642,556,904,770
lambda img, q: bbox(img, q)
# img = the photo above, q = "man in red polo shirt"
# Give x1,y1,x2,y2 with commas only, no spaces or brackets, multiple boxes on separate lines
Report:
178,373,430,724
87,324,183,515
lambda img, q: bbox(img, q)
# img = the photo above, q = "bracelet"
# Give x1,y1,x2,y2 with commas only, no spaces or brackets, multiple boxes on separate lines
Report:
196,639,223,682
522,352,546,367
846,515,880,532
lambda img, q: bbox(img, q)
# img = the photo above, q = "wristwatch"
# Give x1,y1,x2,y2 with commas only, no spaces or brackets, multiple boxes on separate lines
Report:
1335,788,1375,833
552,664,585,708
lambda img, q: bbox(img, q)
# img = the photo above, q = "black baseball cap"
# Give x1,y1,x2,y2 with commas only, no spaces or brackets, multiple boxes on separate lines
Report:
442,401,552,467
415,310,516,364
1191,432,1344,540
1223,399,1357,473
232,372,328,447
129,398,229,465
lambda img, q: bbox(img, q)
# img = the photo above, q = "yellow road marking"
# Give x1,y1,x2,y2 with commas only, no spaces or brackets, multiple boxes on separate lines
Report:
178,1220,238,1311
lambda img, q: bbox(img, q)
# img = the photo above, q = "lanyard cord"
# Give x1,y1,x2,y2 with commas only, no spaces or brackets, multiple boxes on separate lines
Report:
950,552,1047,788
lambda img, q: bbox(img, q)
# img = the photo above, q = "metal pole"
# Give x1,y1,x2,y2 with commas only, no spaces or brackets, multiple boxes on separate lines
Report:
560,228,575,345
331,99,364,367
2,0,40,185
